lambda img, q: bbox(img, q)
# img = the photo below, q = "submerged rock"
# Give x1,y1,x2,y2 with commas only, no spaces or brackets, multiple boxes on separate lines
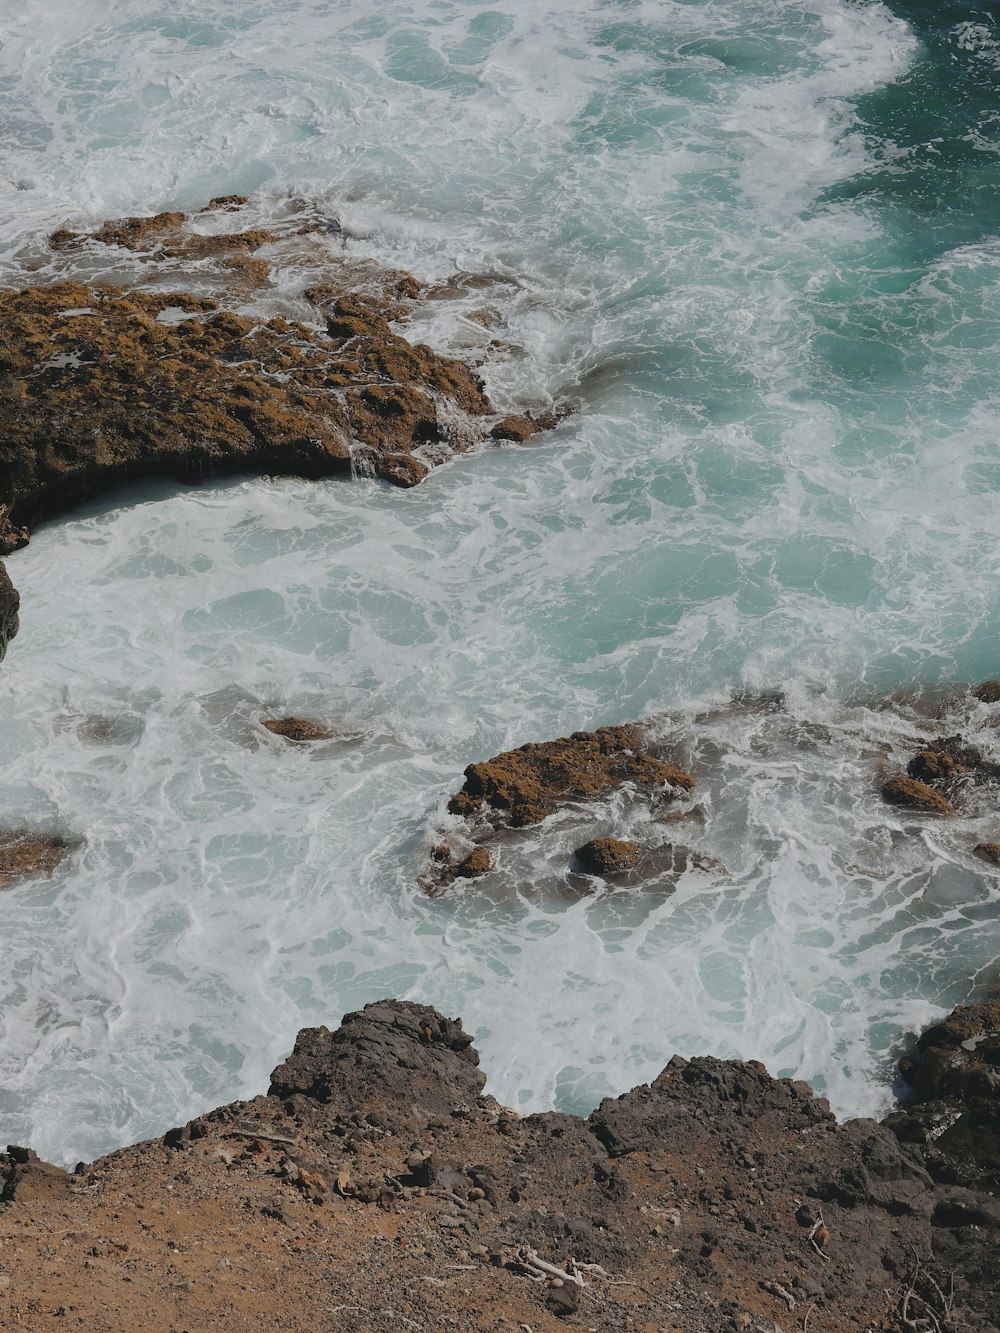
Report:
262,717,336,743
0,830,78,888
881,774,955,815
575,837,641,876
447,725,694,828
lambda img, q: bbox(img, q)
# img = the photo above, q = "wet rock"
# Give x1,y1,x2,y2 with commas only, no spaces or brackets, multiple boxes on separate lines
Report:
0,268,491,559
975,842,1000,866
262,717,335,743
453,847,491,879
881,774,955,815
0,561,19,661
973,679,1000,704
575,837,641,876
0,831,78,888
448,725,695,827
200,196,250,212
489,415,537,443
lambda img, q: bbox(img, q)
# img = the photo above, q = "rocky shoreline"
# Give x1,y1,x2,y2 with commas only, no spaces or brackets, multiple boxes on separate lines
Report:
1,997,997,1331
1,206,999,1330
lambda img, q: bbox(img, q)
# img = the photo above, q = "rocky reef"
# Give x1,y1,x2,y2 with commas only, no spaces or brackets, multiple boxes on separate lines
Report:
0,201,551,665
1,998,997,1331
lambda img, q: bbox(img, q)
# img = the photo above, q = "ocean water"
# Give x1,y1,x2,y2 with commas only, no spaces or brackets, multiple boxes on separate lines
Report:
1,0,999,1165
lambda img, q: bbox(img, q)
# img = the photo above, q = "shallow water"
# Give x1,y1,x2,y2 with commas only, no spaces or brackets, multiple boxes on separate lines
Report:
1,0,999,1164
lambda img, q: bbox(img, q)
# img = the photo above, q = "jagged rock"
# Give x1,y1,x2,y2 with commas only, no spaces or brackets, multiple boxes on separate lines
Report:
268,1000,485,1125
881,774,955,815
448,725,694,827
262,717,335,743
973,679,1000,704
0,830,78,888
575,837,641,876
0,1147,69,1205
886,1000,1000,1190
200,195,250,212
0,561,18,661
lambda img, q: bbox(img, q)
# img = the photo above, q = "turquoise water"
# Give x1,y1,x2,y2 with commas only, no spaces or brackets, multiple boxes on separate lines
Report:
1,0,999,1164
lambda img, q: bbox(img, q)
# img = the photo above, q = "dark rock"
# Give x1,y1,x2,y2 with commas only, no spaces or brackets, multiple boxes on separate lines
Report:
881,775,955,815
575,837,641,876
262,717,335,743
267,1000,485,1128
975,842,1000,866
886,1000,1000,1190
448,725,695,828
200,196,250,212
973,679,1000,704
0,562,18,662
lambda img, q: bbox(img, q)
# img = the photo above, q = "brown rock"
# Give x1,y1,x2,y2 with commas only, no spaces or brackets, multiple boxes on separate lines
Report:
975,842,1000,866
881,775,955,815
0,271,491,560
448,725,695,827
489,415,537,443
200,195,250,212
575,837,641,876
91,211,187,250
452,847,491,879
262,718,334,743
0,830,78,888
907,750,959,784
973,679,1000,704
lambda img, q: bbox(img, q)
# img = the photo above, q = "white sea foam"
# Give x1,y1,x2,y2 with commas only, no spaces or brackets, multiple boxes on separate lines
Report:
1,0,998,1165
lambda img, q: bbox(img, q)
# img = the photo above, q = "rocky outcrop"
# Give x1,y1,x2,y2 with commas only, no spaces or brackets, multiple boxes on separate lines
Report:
0,275,490,561
447,725,695,827
1,998,997,1332
0,201,557,663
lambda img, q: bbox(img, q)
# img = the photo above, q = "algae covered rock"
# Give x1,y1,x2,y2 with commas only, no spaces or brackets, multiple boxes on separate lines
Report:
575,837,641,876
448,725,694,828
881,774,955,815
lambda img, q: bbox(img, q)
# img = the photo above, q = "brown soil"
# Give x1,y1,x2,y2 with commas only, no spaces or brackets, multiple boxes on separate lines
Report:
2,998,995,1332
447,725,695,827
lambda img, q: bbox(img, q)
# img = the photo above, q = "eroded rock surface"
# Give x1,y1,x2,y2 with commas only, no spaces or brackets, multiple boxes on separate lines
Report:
574,836,641,876
447,725,695,828
262,717,336,743
1,998,997,1332
0,562,18,657
881,773,955,815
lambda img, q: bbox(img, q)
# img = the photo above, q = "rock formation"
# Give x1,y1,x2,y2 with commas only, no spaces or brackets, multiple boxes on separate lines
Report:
1,998,997,1331
447,725,694,828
